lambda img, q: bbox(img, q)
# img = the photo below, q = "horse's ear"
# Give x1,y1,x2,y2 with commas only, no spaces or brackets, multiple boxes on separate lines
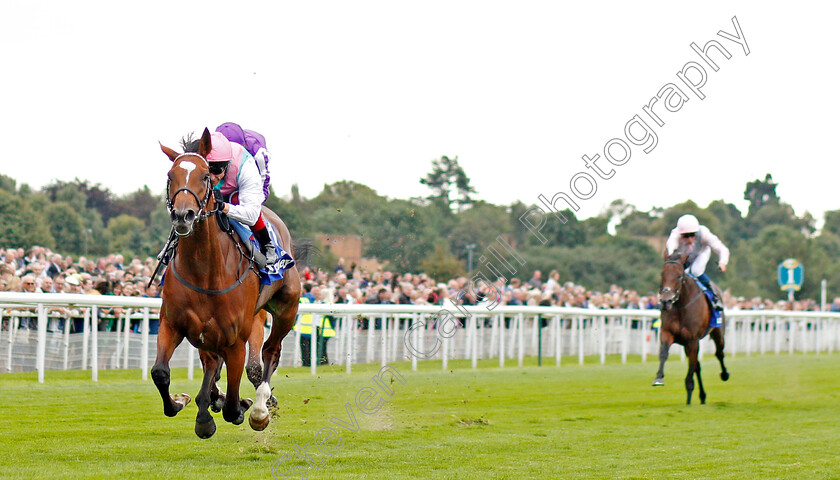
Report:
198,128,213,157
663,249,669,261
160,143,179,162
678,251,689,264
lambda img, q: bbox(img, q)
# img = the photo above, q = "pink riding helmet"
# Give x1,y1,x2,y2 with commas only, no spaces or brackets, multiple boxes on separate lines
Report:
206,132,234,163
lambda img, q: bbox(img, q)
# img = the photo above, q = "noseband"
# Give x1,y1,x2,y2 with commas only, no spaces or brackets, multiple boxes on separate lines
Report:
166,153,215,236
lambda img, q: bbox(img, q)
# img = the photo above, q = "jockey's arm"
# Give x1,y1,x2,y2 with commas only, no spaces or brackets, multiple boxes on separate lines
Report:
702,226,730,270
223,156,264,227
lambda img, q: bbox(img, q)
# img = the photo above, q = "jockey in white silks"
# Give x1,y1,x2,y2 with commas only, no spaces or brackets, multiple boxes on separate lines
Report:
665,214,729,311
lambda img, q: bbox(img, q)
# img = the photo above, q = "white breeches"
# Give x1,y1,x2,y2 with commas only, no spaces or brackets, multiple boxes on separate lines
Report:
688,246,711,277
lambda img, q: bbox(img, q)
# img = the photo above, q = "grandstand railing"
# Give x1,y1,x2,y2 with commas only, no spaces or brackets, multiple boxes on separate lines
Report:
1,292,838,383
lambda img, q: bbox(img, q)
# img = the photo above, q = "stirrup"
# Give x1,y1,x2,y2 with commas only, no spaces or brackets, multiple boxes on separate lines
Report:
263,242,279,265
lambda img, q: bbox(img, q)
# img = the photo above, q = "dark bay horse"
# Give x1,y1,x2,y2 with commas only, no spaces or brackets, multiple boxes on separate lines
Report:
653,251,729,405
152,128,303,438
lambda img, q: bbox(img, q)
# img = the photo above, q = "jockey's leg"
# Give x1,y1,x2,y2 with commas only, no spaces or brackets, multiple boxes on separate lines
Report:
696,273,723,311
689,249,722,311
249,214,278,264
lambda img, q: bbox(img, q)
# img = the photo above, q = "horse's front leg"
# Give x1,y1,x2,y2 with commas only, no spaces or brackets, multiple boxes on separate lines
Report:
222,341,253,425
195,351,221,439
653,330,673,386
151,320,191,417
684,341,699,405
695,356,706,405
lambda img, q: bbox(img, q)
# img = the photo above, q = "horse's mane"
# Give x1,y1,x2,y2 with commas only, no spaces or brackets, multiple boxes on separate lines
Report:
666,251,683,262
180,133,201,153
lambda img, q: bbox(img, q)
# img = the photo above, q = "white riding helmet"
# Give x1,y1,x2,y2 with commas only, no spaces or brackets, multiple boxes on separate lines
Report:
676,214,700,235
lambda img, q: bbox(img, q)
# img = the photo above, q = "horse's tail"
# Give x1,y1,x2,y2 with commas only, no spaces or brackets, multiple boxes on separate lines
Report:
292,239,318,268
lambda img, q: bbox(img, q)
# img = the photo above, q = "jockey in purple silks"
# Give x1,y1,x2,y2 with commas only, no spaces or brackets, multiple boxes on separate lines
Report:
207,131,278,264
216,122,271,200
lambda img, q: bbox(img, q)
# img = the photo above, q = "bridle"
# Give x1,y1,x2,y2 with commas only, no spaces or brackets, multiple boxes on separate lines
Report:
660,259,685,308
166,153,215,236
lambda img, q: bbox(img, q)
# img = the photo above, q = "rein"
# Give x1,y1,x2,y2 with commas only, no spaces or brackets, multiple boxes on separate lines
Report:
169,244,253,296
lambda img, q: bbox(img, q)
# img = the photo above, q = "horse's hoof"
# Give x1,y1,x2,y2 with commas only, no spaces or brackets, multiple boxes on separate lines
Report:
166,393,191,416
652,379,665,387
211,397,224,413
241,398,254,410
230,412,246,426
721,372,730,382
267,395,278,409
195,419,216,439
249,413,270,431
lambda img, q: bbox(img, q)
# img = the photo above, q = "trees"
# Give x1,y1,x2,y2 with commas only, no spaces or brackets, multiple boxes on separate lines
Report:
0,190,53,249
823,210,840,238
363,200,435,273
1,168,839,304
115,185,160,224
44,203,85,253
419,244,466,282
420,156,477,213
744,173,779,217
107,214,147,258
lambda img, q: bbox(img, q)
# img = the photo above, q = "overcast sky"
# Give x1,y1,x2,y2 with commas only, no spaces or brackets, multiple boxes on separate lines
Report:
1,1,837,225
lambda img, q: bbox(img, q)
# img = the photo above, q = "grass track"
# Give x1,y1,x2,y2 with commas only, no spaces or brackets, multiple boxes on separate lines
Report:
1,354,838,479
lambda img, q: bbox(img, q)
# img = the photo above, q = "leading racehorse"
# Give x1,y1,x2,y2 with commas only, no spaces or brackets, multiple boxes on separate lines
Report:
653,250,729,405
152,128,304,438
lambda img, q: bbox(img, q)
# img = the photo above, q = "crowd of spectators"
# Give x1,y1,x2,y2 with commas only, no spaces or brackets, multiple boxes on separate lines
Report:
1,246,159,333
2,246,836,333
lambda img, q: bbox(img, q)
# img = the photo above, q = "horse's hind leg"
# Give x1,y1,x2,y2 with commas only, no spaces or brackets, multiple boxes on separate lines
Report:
247,311,267,389
251,291,300,431
247,312,272,431
695,357,706,404
151,320,191,417
208,360,225,413
195,351,221,439
653,331,673,386
710,326,729,381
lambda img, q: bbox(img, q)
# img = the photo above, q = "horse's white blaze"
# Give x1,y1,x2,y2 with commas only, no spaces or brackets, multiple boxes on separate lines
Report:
251,382,270,420
179,160,197,184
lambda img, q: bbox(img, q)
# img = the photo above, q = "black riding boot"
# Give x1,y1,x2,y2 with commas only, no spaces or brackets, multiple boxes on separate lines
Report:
697,274,723,311
254,227,279,265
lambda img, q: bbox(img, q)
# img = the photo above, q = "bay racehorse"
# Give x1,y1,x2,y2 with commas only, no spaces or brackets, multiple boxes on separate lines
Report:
152,128,304,438
653,251,729,404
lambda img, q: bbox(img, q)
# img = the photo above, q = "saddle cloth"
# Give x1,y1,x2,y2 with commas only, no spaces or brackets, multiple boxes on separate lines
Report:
690,276,723,328
229,219,295,285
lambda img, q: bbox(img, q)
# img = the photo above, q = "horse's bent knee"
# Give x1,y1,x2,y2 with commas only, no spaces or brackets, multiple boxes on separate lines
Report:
151,365,170,386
